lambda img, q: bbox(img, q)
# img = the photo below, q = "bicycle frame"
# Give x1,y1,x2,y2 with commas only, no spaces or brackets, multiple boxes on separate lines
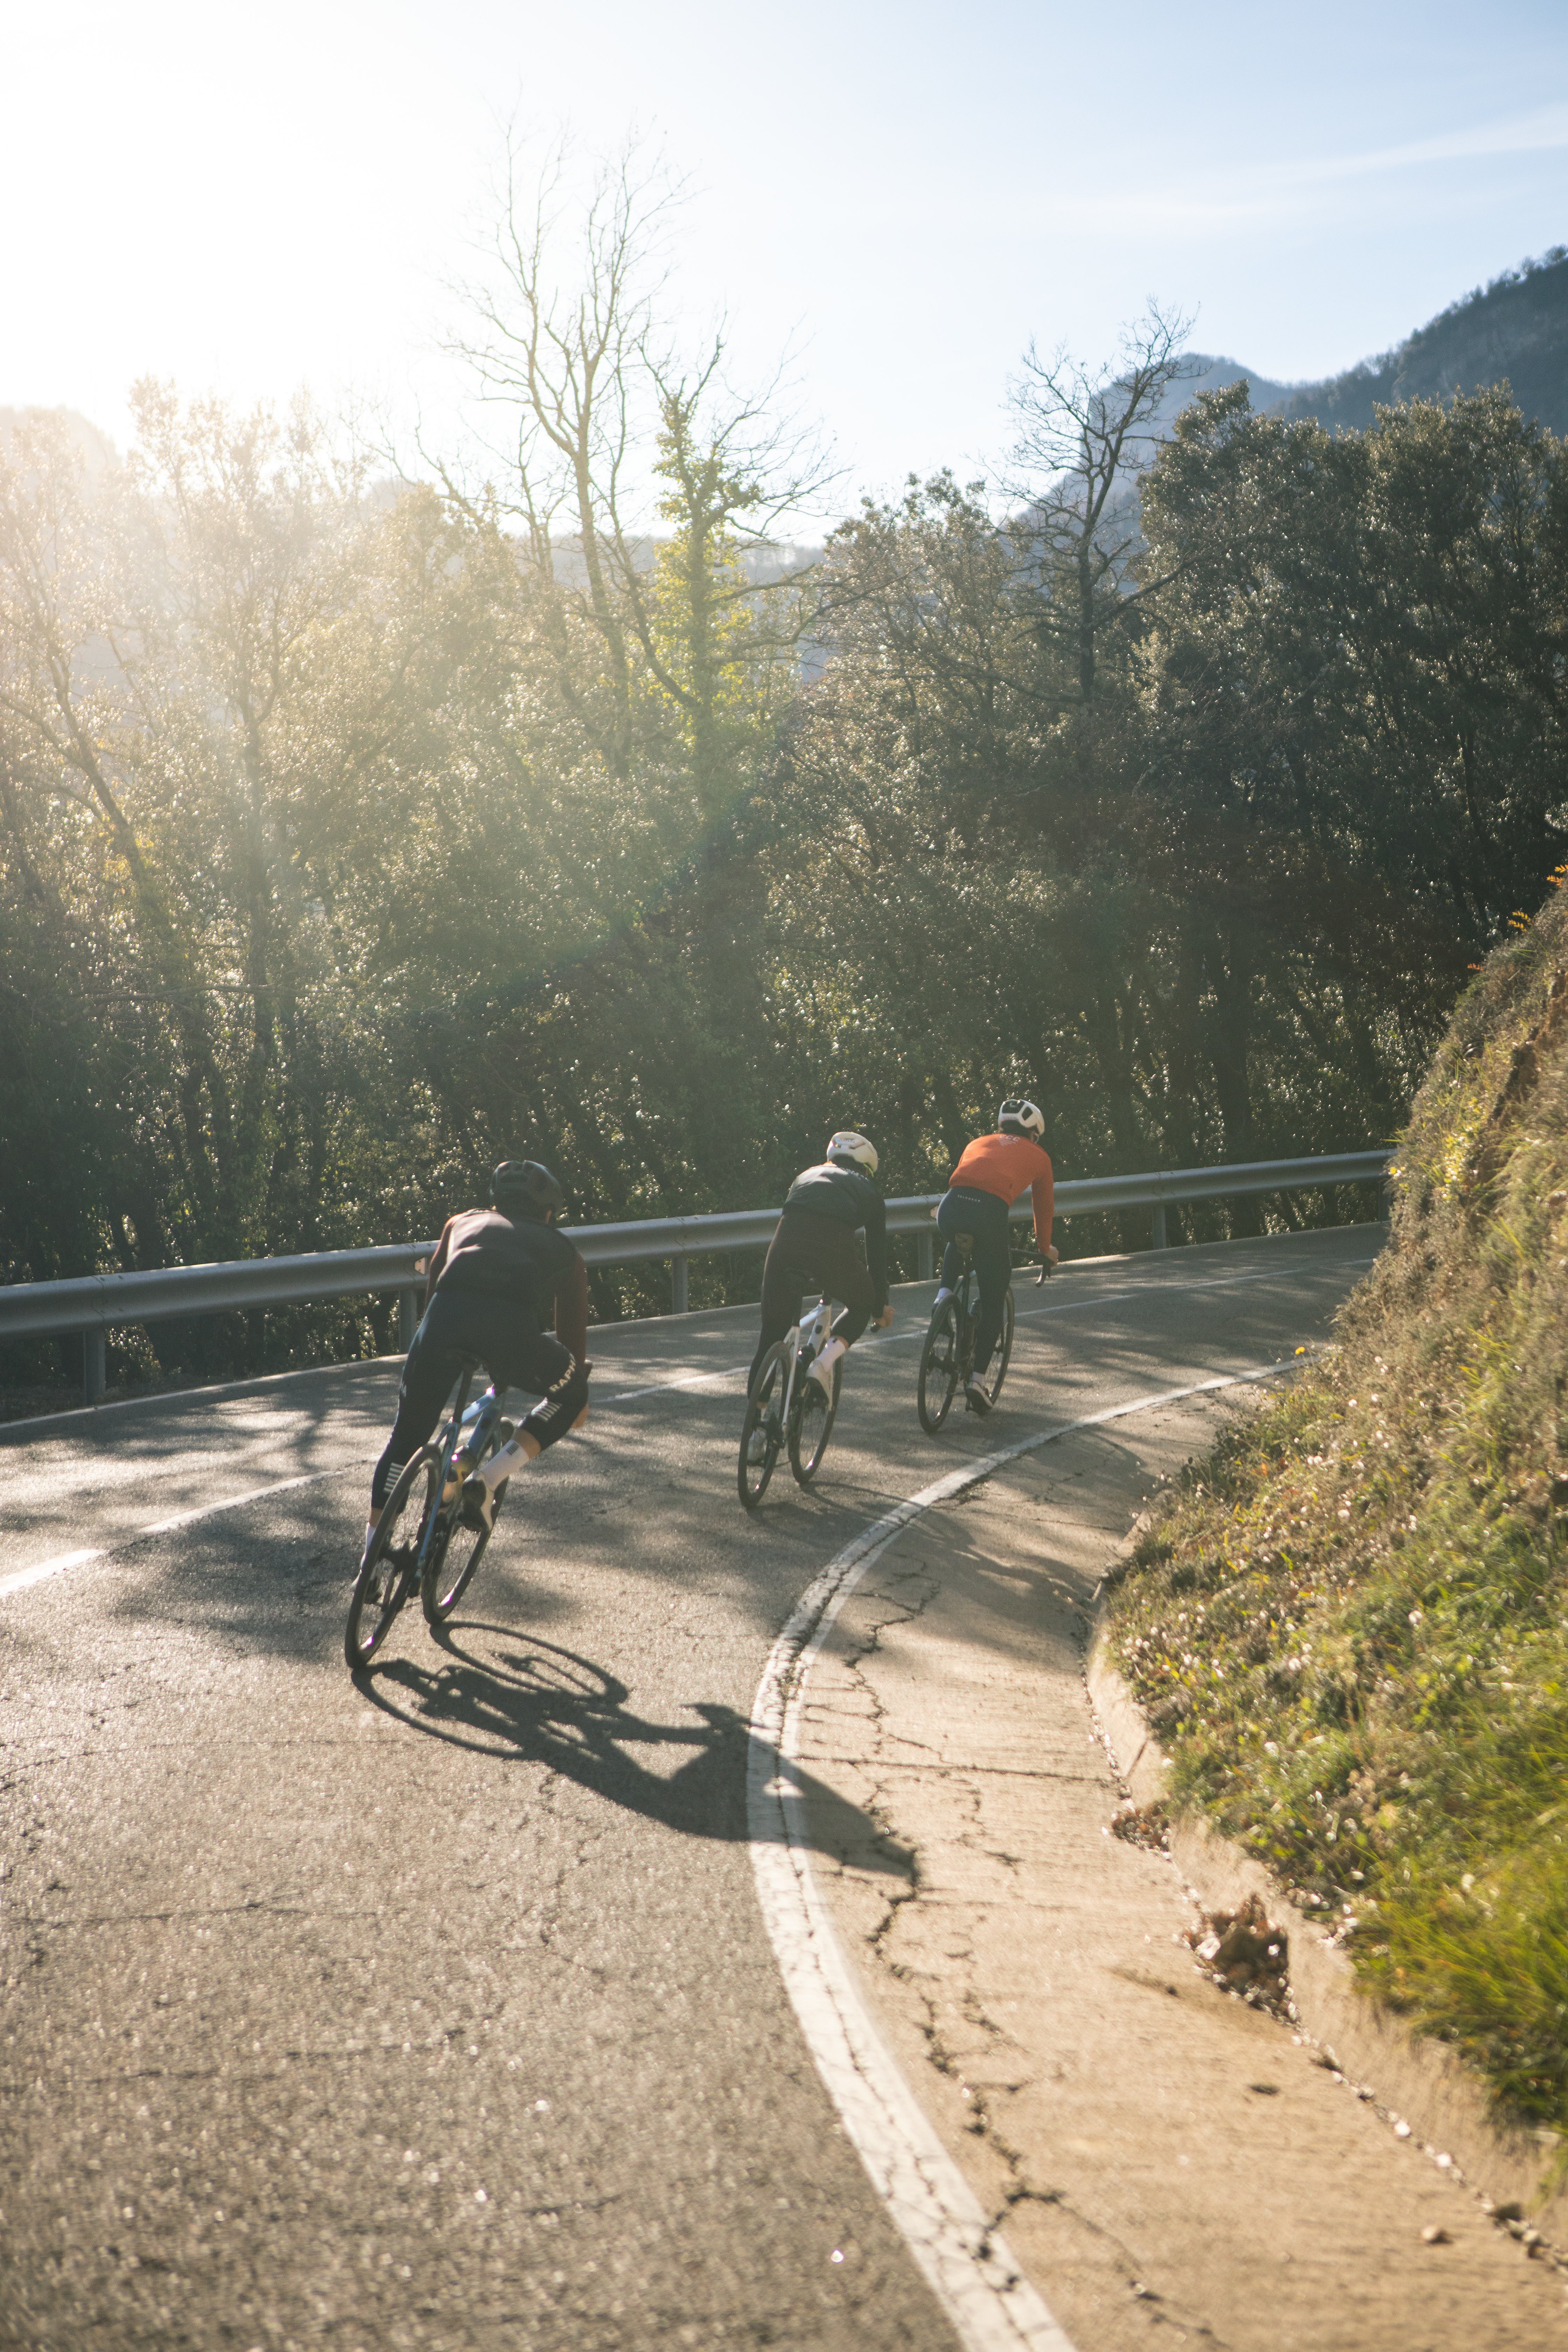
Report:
416,1371,507,1579
777,1297,834,1429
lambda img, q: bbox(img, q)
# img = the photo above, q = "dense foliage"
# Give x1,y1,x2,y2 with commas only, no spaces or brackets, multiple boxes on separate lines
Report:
1276,244,1568,439
4,333,1567,1395
1108,888,1568,2129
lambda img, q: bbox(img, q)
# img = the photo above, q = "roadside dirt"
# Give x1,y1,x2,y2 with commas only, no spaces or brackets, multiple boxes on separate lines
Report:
797,1393,1568,2352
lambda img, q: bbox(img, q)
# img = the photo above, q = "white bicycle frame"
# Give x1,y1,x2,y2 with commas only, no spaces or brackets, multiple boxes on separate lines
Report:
774,1296,835,1431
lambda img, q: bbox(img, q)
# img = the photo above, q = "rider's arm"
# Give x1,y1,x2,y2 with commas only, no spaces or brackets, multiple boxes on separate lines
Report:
1029,1156,1055,1258
864,1192,890,1311
554,1253,590,1369
424,1218,456,1308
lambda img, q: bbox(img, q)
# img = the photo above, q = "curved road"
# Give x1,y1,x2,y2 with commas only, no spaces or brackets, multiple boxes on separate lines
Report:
1,1226,1377,2351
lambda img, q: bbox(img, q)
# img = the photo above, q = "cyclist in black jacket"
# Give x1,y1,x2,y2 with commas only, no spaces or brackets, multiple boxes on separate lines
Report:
747,1131,893,1400
364,1160,591,1560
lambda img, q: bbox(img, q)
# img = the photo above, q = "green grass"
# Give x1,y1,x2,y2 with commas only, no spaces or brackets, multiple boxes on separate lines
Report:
1107,890,1568,2130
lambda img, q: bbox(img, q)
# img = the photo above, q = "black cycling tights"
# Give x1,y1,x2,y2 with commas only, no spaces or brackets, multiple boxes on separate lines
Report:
937,1188,1011,1375
372,1288,590,1512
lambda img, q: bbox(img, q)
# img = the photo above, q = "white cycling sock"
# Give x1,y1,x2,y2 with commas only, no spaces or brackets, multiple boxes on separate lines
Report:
363,1519,378,1556
474,1436,532,1494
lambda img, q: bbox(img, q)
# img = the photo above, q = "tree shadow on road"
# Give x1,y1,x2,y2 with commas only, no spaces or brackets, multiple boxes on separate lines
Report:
356,1619,912,1875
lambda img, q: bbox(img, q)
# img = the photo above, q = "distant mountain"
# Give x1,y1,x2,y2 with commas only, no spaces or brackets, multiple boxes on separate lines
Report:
1186,245,1568,439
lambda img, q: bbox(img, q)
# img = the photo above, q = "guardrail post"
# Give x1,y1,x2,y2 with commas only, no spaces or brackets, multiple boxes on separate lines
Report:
398,1288,420,1352
671,1255,689,1315
916,1228,934,1282
1150,1203,1169,1250
84,1328,106,1407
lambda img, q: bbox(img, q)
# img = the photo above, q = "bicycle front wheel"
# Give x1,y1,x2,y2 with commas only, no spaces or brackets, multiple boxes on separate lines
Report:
980,1286,1016,1408
739,1348,786,1510
789,1354,841,1485
917,1299,961,1435
346,1449,438,1671
422,1479,500,1624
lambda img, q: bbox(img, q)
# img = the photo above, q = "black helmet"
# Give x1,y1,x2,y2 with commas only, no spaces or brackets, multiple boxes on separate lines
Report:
491,1159,567,1224
999,1098,1045,1140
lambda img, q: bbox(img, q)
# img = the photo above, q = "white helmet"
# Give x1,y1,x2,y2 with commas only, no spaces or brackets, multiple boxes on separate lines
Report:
999,1098,1045,1140
827,1129,879,1176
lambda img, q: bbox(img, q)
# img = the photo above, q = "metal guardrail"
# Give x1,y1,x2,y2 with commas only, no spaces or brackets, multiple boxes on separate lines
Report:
0,1150,1389,1406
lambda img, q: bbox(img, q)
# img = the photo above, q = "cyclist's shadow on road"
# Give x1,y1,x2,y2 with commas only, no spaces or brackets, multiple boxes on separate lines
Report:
359,1619,910,1874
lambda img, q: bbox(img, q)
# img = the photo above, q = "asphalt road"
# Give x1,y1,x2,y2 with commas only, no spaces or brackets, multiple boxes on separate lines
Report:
1,1225,1380,2352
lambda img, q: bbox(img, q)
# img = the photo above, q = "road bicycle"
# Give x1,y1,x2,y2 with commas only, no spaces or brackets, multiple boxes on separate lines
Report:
345,1360,514,1670
738,1296,844,1509
917,1232,1044,1435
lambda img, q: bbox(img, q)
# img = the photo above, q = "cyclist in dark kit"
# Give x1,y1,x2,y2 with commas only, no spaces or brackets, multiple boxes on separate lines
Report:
362,1160,591,1561
746,1130,894,1409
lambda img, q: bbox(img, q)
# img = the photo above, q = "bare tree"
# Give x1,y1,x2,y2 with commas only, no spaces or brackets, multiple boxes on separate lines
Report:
1008,302,1195,700
441,130,834,781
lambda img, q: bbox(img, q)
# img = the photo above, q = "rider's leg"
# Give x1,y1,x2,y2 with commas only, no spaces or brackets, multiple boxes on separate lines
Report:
457,1332,592,1528
367,1293,470,1552
966,1198,1013,1372
811,1234,874,1387
936,1186,997,1296
749,1224,807,1396
935,1188,971,1295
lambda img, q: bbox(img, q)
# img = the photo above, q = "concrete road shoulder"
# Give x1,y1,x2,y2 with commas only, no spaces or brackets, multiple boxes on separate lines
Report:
796,1391,1568,2352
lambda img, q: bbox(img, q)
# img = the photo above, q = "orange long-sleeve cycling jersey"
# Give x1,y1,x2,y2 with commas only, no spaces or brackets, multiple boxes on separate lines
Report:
948,1133,1054,1251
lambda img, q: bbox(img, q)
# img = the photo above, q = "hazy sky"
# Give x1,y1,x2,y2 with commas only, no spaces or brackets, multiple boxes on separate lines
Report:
6,0,1566,516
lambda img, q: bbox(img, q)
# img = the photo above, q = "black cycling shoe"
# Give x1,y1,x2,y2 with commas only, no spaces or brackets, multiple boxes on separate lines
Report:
964,1381,993,1417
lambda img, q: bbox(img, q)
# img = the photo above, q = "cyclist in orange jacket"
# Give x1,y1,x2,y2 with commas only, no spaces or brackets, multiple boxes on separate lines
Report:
937,1099,1058,1414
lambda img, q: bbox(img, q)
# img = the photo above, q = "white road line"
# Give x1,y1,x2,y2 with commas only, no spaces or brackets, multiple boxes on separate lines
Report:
0,1244,1360,1597
601,1251,1370,1398
0,1467,355,1601
600,1365,750,1404
0,1546,106,1599
747,1358,1296,2352
139,1468,346,1538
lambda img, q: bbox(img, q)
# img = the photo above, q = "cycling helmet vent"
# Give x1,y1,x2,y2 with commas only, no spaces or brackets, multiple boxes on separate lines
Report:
491,1158,568,1223
998,1099,1045,1140
826,1130,879,1176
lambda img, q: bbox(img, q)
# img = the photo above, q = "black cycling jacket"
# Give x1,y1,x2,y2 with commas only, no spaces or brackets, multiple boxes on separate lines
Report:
429,1209,588,1359
781,1163,889,1306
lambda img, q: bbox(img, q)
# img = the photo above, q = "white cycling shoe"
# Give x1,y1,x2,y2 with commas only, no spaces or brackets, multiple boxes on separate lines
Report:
458,1477,500,1534
807,1335,847,1392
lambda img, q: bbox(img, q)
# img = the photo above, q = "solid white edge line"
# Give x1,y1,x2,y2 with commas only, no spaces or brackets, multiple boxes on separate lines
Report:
747,1358,1296,2352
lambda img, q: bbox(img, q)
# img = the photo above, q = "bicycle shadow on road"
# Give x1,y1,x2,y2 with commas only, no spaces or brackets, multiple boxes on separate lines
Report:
356,1618,912,1874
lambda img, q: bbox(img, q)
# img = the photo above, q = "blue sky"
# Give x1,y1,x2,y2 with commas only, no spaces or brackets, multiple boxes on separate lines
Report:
5,0,1565,515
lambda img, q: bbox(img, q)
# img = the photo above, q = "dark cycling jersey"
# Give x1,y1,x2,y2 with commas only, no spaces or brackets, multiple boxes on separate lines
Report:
370,1208,590,1514
782,1163,888,1304
427,1208,588,1361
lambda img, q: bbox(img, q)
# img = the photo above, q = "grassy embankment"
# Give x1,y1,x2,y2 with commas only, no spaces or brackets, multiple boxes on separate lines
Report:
1107,888,1568,2132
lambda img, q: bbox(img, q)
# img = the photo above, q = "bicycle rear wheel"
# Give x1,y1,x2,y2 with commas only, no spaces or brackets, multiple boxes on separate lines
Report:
739,1348,786,1510
918,1298,961,1434
980,1286,1016,1408
789,1353,841,1484
346,1449,437,1671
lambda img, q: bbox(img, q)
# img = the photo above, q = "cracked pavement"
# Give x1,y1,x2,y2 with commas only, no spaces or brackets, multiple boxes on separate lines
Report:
2,1226,1400,2349
797,1396,1568,2350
